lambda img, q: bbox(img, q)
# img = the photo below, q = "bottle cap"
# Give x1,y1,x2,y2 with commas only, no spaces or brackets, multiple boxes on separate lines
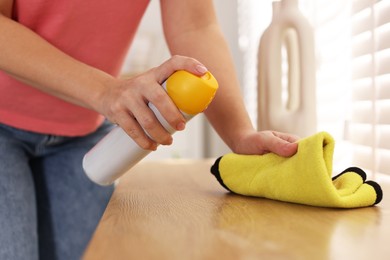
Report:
166,70,219,115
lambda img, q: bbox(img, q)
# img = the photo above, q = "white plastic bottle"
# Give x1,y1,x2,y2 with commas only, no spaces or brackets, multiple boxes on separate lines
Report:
257,0,316,137
82,70,219,186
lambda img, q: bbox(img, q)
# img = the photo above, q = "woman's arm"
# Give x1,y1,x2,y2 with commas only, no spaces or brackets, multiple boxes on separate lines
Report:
0,10,112,110
160,0,298,156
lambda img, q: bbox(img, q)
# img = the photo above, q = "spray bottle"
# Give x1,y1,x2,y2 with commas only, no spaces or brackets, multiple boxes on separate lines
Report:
82,70,219,186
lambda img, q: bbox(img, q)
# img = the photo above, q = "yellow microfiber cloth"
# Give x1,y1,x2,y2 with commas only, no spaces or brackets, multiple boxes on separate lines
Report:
210,132,383,208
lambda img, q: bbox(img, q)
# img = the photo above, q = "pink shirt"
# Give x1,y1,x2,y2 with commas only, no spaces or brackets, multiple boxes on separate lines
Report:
0,0,150,136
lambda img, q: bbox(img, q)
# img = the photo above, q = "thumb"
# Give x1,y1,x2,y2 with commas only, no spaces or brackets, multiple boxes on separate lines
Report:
154,55,208,83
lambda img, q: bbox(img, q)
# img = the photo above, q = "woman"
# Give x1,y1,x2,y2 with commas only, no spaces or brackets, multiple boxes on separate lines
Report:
0,0,298,259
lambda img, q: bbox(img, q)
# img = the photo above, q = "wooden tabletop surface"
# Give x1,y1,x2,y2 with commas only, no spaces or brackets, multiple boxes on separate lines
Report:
83,159,390,260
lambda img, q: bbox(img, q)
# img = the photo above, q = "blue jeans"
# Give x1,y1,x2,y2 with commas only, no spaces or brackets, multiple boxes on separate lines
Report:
0,121,114,260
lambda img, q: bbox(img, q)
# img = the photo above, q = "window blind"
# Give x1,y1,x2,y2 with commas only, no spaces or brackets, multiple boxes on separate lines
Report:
348,0,390,176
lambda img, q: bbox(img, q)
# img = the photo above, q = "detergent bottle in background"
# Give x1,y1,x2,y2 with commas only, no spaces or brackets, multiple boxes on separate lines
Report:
83,70,219,186
257,0,316,137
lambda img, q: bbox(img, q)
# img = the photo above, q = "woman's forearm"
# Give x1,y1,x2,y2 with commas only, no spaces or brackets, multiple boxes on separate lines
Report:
0,14,114,111
160,0,256,151
165,24,255,151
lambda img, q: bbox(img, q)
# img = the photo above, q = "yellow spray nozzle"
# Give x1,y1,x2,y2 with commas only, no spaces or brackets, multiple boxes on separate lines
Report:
166,70,219,115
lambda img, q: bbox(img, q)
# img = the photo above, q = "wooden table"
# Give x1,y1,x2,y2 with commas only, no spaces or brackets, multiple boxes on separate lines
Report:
83,159,390,260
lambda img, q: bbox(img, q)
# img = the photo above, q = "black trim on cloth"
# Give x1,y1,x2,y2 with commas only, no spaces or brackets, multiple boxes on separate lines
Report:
210,156,232,192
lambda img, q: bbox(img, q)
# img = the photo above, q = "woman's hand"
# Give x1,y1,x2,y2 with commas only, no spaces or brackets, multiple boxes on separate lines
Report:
232,130,300,157
96,55,208,151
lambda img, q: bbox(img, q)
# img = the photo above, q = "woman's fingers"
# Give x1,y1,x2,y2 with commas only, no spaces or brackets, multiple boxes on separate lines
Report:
100,55,208,150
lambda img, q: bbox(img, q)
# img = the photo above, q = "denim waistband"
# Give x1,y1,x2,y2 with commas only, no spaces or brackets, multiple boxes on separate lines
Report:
0,121,113,157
